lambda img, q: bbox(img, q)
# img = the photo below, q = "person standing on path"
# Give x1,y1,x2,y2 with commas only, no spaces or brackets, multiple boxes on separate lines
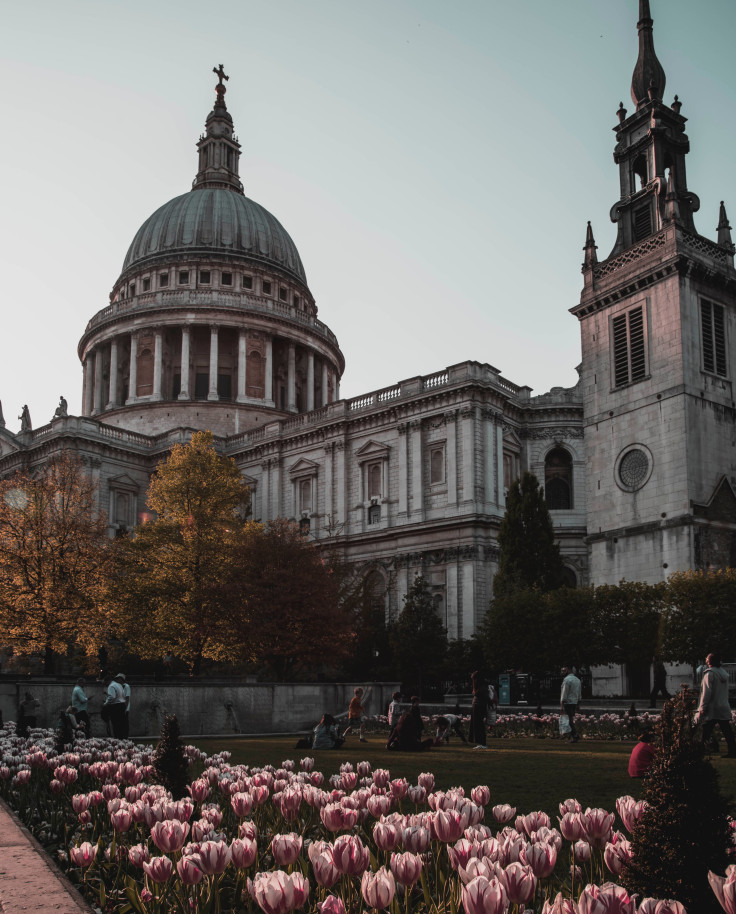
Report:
649,656,671,708
560,666,582,743
71,678,90,736
343,687,368,742
104,673,127,739
694,652,736,757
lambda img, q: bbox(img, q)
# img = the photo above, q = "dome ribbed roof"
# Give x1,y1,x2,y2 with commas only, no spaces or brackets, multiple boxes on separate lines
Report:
121,188,307,284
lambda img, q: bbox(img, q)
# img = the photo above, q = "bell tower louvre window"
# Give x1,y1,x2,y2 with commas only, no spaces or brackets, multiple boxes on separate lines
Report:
633,205,652,241
612,305,648,388
701,299,728,377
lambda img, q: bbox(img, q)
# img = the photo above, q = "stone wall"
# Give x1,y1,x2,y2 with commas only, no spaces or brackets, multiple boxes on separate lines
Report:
0,681,399,739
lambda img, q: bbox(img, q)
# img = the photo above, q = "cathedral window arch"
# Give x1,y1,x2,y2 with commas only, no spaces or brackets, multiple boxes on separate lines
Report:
430,445,445,485
544,446,573,510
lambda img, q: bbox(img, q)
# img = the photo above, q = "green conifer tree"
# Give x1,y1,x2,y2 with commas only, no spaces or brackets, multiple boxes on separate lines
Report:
152,714,190,799
493,471,565,598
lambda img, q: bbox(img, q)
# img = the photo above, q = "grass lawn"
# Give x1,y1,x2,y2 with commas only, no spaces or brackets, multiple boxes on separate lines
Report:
186,734,736,818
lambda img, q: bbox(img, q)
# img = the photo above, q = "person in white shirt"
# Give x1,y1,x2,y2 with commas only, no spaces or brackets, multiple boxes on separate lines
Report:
560,666,582,743
104,673,127,738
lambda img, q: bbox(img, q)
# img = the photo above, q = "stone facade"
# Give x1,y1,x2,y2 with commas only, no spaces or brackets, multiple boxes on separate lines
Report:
1,3,735,645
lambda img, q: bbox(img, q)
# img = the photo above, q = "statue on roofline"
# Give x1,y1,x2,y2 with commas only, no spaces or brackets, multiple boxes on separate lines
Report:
18,404,31,432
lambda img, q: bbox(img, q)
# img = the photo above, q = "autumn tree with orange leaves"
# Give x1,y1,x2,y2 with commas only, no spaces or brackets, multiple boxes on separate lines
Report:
0,451,111,673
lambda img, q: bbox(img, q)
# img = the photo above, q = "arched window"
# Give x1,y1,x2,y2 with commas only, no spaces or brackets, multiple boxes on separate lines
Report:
365,570,387,616
561,567,578,589
545,447,573,510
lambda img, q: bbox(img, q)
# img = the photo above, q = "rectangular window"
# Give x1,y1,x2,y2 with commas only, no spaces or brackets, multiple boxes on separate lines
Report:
129,283,136,296
701,299,728,377
299,478,312,513
178,271,189,285
293,294,300,308
279,286,288,301
430,446,445,485
159,273,169,287
368,504,381,525
221,272,232,286
612,305,647,387
217,374,232,400
368,463,382,498
142,277,151,292
243,275,253,290
633,205,652,241
262,280,272,295
194,373,208,400
199,270,211,284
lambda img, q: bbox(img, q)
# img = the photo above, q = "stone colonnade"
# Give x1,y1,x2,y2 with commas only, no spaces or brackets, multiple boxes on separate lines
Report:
81,323,340,416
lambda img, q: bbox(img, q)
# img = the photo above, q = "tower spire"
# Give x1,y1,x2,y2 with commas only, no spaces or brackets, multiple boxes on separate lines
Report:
631,0,666,109
583,222,598,268
192,65,243,194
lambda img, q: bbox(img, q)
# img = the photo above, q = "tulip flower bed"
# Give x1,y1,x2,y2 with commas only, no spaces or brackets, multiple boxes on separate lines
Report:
0,722,731,914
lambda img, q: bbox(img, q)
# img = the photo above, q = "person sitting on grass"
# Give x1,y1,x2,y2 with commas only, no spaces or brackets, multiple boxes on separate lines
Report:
387,697,434,751
434,713,468,745
313,713,344,749
628,727,657,777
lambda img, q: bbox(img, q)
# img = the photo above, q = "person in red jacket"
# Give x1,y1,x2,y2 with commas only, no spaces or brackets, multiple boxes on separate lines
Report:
628,728,656,777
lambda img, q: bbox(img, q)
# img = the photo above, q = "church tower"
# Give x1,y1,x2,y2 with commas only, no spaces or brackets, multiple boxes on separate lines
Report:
573,0,736,583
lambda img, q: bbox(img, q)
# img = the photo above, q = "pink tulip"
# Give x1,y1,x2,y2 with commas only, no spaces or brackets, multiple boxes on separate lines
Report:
653,902,687,914
499,834,526,867
578,883,635,914
232,791,254,817
128,844,150,867
357,761,372,778
15,770,31,786
391,778,410,799
313,851,341,888
573,840,592,863
280,787,303,821
373,769,391,788
319,896,345,914
70,842,97,868
616,796,648,834
559,799,582,816
110,808,133,832
559,812,587,842
362,867,396,909
471,785,490,807
582,808,615,850
141,888,153,903
272,833,303,866
252,785,270,806
432,809,464,843
50,779,64,795
54,765,78,785
492,804,516,824
198,839,232,875
461,875,508,914
407,785,427,805
125,785,143,802
521,811,550,836
143,855,174,883
417,772,435,792
250,871,309,914
367,794,392,818
321,803,357,832
332,834,370,875
542,892,578,914
604,835,633,876
177,854,205,885
240,820,258,841
402,825,431,854
150,819,190,854
709,867,736,914
448,838,480,870
390,851,423,886
188,778,211,802
458,858,496,885
638,902,659,914
300,757,315,772
72,793,89,812
522,841,557,878
373,821,400,851
231,837,257,869
502,861,537,905
341,771,358,791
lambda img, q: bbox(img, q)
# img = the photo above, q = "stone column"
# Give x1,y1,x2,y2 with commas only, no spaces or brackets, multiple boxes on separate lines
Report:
446,411,458,506
208,324,219,400
335,372,340,400
462,560,476,639
324,443,334,521
261,460,270,519
106,339,119,409
271,456,281,516
93,348,104,414
153,328,163,400
265,337,274,403
83,356,94,416
287,343,296,412
335,440,345,526
307,351,315,412
446,562,459,639
398,423,408,516
237,330,247,402
410,420,422,520
322,362,329,406
484,411,496,508
178,325,191,400
496,423,505,510
127,333,138,404
461,406,476,507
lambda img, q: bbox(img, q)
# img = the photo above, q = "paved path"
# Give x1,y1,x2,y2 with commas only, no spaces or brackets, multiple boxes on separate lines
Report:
0,800,93,914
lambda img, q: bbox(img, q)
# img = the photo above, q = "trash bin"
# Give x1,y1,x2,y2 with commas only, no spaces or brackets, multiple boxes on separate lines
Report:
516,673,530,704
499,673,511,706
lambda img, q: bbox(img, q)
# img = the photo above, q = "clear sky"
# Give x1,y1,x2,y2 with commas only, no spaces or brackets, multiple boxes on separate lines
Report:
1,0,734,431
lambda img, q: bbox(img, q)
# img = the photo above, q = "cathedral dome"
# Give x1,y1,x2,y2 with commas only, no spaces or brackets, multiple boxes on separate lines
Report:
121,188,307,285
